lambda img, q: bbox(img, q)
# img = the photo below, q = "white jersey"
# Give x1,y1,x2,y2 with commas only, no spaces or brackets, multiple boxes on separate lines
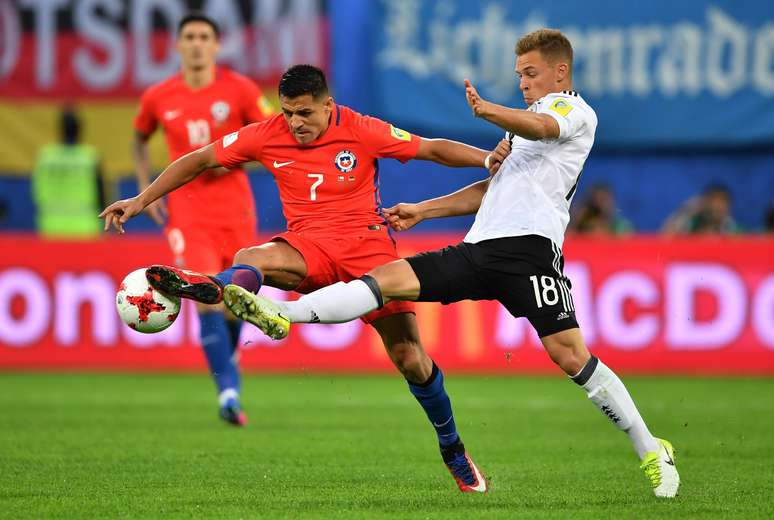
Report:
464,90,597,249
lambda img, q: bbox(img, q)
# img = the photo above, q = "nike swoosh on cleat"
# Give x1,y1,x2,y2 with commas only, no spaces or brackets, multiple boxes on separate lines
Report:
664,452,675,466
468,459,487,492
273,160,295,168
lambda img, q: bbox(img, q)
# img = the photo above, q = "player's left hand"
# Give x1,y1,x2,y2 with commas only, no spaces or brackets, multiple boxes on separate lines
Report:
464,79,491,118
99,196,144,234
488,138,511,176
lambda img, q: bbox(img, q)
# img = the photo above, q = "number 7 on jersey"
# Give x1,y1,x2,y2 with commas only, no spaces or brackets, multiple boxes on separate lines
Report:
307,173,324,201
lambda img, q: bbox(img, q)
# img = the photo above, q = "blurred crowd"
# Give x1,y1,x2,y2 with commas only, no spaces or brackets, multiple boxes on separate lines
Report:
570,183,774,236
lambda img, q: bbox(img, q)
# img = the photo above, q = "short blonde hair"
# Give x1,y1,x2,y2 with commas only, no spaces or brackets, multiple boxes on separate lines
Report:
515,28,573,66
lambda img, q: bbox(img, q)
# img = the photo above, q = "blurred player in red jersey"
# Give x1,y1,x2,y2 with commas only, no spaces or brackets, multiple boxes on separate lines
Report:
132,12,273,426
103,65,509,493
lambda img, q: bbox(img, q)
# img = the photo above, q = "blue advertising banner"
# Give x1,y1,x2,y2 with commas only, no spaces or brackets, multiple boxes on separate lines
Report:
333,0,774,148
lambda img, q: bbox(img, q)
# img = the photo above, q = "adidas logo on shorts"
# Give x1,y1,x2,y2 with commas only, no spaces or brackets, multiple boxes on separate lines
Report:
557,311,570,321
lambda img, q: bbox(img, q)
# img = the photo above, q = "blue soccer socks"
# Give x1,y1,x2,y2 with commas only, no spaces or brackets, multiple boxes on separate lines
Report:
198,311,241,395
226,318,243,353
408,362,460,447
214,264,263,294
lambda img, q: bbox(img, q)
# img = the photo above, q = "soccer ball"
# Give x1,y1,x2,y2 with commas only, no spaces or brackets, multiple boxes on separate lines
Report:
116,268,181,333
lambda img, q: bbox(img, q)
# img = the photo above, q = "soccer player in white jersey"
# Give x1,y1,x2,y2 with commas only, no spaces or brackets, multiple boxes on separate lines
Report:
219,29,680,498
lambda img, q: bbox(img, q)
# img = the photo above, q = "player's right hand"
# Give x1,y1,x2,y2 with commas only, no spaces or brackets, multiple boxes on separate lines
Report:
99,196,144,234
384,203,424,232
464,79,490,118
144,198,167,226
488,138,511,176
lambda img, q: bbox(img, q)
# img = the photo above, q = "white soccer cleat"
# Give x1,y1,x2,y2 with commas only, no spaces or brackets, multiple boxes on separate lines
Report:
223,284,290,340
640,438,680,498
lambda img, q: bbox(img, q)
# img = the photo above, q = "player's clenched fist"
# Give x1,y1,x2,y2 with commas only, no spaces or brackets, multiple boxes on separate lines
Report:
488,138,511,176
464,79,491,118
99,196,144,234
384,203,424,232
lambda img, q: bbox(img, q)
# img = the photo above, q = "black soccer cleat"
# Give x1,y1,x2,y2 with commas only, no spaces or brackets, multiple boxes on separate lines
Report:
145,265,223,305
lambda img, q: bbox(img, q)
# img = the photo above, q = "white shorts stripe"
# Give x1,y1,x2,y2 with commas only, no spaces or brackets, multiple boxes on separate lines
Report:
562,279,575,311
559,278,570,311
551,242,563,278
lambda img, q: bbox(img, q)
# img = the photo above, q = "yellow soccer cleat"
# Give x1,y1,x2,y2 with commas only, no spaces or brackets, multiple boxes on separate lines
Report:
223,284,290,340
640,438,680,498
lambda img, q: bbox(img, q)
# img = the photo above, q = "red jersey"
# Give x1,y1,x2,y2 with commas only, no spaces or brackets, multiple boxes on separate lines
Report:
134,67,273,227
212,104,421,233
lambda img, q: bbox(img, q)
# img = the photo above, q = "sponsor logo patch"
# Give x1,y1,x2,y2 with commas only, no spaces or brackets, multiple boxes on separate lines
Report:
548,98,573,117
390,125,411,141
222,131,239,148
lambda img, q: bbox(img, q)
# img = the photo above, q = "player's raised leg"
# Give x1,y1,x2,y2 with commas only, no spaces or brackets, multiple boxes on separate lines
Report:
147,241,307,303
540,328,680,498
371,312,487,493
228,258,415,330
144,261,264,305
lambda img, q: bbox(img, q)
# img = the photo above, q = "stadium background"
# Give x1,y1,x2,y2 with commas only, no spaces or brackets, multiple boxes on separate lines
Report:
0,0,772,374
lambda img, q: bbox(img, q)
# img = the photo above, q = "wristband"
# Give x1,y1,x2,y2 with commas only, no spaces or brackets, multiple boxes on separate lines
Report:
484,154,492,169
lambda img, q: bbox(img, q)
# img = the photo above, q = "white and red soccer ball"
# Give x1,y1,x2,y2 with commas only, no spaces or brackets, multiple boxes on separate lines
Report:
115,268,180,333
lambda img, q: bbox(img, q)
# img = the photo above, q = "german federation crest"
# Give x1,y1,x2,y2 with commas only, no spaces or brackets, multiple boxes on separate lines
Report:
334,150,357,173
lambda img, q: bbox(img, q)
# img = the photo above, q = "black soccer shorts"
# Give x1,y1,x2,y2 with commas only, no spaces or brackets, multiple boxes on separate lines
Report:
405,235,578,338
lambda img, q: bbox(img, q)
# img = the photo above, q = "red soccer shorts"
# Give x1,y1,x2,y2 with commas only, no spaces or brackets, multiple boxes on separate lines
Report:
272,226,415,324
165,222,257,275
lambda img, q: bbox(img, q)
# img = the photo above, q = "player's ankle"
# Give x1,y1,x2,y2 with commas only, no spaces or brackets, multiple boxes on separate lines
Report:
215,264,263,293
218,388,240,407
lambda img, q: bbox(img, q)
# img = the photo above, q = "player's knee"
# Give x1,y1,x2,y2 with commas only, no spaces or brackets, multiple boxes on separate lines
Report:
233,247,254,266
368,260,420,302
233,247,271,273
543,336,588,375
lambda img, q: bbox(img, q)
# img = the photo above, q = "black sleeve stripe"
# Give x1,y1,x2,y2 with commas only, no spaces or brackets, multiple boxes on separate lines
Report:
566,170,584,201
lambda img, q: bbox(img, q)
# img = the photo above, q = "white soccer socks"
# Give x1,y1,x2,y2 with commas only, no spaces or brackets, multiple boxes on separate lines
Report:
281,278,381,324
218,388,239,408
571,356,660,459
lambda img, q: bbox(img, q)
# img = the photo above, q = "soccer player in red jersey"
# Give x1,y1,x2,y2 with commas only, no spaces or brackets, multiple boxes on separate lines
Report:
103,65,509,492
132,13,273,426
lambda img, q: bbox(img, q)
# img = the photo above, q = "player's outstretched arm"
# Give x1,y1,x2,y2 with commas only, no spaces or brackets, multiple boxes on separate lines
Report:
415,133,510,173
415,137,489,168
464,79,559,141
132,130,167,226
384,178,490,231
100,144,220,234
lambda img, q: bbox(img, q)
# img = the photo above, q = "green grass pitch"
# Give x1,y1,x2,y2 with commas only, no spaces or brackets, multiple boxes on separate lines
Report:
1,373,772,519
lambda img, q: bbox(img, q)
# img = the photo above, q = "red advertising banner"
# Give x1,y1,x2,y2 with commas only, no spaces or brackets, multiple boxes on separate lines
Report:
0,0,328,99
0,234,773,374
